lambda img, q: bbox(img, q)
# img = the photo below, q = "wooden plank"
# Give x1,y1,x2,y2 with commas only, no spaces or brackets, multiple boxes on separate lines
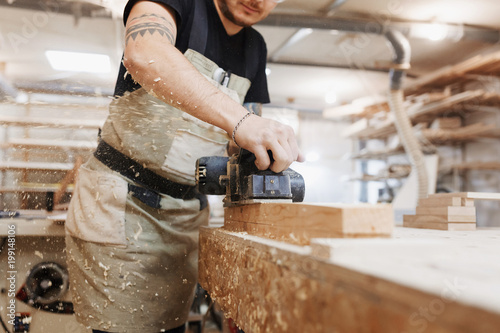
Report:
415,206,476,217
0,161,74,171
418,197,474,207
403,213,476,224
403,219,476,231
199,227,500,333
224,203,393,245
418,196,462,207
428,192,500,201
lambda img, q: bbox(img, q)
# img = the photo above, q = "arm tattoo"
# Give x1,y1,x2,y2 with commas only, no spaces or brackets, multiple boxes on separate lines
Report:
244,103,263,116
126,13,176,45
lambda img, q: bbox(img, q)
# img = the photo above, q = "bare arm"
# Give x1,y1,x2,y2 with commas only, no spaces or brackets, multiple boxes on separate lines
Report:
123,1,304,172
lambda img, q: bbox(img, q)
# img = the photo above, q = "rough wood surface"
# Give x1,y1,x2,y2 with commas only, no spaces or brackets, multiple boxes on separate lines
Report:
199,227,500,333
223,203,393,245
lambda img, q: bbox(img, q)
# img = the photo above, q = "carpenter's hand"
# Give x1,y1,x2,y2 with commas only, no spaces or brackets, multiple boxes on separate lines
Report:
233,114,305,172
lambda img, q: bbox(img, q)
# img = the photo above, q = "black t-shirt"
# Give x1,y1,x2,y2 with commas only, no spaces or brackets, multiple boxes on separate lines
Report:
114,0,270,104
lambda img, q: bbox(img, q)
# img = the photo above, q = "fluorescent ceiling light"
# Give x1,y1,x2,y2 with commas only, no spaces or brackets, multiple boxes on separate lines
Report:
410,23,449,41
45,50,111,73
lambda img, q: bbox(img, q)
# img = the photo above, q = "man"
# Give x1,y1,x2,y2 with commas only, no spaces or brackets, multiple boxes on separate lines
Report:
65,0,303,332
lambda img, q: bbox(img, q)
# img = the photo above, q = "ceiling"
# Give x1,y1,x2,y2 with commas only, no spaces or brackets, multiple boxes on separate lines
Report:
1,0,500,110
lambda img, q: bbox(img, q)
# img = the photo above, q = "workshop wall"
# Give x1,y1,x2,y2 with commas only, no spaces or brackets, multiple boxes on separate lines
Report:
292,111,356,203
464,111,500,227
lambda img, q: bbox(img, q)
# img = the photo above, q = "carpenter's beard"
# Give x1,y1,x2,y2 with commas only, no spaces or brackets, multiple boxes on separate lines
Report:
217,0,255,27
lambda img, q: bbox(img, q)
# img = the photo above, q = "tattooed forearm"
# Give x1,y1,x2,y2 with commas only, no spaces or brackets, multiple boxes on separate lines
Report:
126,13,176,45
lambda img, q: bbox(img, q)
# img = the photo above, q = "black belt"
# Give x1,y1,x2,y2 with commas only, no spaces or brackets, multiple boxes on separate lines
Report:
94,140,199,201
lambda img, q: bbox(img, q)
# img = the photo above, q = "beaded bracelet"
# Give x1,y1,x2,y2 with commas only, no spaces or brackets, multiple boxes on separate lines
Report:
232,112,252,147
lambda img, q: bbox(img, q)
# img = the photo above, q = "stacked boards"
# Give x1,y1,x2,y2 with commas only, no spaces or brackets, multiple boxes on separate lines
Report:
403,192,500,230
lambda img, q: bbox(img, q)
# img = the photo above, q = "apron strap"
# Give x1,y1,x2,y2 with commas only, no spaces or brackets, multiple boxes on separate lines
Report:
94,140,199,200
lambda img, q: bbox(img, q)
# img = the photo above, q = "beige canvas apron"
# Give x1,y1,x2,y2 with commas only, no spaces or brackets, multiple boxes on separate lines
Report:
65,49,251,333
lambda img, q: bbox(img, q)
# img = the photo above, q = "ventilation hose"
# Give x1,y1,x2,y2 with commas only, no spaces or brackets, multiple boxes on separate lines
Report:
385,29,429,199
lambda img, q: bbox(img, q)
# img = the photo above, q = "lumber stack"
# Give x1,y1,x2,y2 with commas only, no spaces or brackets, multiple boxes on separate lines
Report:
404,51,500,95
421,122,497,144
403,192,500,230
223,203,393,245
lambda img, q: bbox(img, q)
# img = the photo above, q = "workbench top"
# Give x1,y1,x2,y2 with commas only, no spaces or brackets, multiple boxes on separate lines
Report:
199,226,500,333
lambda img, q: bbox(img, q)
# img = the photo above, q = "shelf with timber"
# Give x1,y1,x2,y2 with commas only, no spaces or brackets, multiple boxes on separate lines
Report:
0,138,97,151
404,51,500,95
0,161,74,171
0,182,74,193
0,115,104,129
330,50,500,206
0,110,99,209
345,91,499,140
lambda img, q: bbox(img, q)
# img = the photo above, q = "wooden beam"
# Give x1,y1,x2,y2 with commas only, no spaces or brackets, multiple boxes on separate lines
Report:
223,203,393,245
199,227,500,333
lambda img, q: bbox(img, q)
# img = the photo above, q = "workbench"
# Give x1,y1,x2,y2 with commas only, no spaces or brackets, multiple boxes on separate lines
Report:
0,210,66,236
199,226,500,333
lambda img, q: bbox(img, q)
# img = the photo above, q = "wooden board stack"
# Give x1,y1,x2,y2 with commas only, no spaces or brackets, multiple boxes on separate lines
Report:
403,192,500,230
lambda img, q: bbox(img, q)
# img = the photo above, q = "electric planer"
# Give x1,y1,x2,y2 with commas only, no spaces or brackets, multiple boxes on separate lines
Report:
196,149,305,207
